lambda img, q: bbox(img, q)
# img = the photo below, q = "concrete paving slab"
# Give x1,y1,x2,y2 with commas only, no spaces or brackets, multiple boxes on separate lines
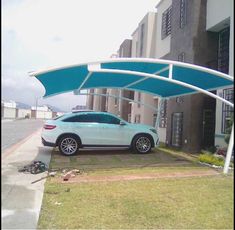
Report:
2,130,52,230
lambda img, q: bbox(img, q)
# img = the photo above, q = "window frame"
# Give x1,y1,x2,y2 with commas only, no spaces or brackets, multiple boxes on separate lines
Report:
161,6,172,40
180,0,186,28
221,88,234,134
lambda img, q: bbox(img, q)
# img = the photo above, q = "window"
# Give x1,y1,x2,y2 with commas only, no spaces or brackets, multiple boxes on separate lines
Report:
172,112,183,147
222,88,234,133
135,114,141,123
218,27,230,74
137,92,141,108
114,97,118,107
178,52,185,62
63,114,99,123
153,114,157,127
128,113,131,123
162,6,172,39
176,97,184,103
180,0,186,28
159,100,167,128
140,24,145,57
105,93,109,111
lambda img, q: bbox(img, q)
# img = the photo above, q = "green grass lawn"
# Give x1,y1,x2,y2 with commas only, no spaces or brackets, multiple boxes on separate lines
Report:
38,175,233,229
38,148,233,229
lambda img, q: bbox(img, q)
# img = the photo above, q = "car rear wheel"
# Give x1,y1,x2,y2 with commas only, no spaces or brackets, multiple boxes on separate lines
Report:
58,135,79,156
132,135,152,154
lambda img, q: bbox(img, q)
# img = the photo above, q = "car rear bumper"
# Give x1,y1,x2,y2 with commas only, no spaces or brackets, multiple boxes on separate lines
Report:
41,137,56,147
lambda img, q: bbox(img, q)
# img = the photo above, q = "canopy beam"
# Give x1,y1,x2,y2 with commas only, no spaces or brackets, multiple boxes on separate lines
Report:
92,68,234,108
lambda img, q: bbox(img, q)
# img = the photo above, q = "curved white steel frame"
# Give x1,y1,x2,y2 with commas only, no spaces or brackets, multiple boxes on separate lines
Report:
91,68,234,108
29,58,234,82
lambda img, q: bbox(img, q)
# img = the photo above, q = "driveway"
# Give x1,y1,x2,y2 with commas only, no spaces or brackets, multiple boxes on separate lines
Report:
2,130,51,229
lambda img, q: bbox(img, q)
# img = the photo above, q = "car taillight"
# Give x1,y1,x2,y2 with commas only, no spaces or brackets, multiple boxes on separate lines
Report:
44,124,56,130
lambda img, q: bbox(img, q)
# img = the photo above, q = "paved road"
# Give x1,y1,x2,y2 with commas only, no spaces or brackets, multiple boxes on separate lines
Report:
1,119,44,152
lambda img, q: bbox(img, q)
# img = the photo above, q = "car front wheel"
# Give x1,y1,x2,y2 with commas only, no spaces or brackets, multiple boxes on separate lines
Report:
132,135,152,154
58,135,79,156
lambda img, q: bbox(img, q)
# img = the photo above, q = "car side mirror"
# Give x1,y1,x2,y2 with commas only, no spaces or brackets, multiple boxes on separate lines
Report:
119,121,126,126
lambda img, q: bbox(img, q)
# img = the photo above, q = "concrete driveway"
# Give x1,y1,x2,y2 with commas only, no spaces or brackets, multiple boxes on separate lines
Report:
2,130,52,229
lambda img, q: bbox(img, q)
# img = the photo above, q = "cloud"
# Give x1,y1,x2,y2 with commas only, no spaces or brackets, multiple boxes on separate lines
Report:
2,0,158,111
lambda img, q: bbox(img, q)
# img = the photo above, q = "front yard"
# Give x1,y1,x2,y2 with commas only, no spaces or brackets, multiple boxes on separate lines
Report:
38,148,234,229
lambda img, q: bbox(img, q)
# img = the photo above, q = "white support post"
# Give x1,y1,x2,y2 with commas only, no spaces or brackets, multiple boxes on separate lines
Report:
169,64,173,79
223,123,234,174
155,98,164,146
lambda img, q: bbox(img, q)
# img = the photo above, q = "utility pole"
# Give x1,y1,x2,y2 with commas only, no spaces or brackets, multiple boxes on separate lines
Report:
35,97,39,119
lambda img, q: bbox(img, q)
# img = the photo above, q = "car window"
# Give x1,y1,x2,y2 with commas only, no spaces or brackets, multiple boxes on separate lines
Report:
62,113,121,124
62,114,100,123
98,114,120,124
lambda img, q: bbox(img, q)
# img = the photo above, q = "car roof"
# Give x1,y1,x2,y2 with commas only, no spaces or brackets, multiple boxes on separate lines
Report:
62,111,118,117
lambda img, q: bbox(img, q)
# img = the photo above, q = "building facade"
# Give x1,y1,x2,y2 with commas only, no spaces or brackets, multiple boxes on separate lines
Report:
206,0,234,147
85,0,233,152
130,12,159,128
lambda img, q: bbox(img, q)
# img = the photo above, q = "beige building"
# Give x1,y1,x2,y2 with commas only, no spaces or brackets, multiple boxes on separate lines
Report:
85,0,233,150
130,12,159,127
106,39,133,120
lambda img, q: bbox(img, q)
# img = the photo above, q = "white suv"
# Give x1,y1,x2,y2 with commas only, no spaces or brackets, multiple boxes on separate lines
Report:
42,111,158,156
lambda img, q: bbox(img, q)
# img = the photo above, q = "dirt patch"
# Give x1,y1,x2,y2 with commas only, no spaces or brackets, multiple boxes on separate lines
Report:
55,169,220,184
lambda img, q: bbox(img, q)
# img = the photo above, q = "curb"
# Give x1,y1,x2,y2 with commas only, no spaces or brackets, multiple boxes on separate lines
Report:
2,128,42,160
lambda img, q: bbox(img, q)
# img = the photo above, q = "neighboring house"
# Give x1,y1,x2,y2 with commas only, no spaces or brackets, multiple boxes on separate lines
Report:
86,89,95,110
106,39,134,121
84,0,233,152
206,0,234,147
72,105,87,111
16,102,31,118
130,12,159,127
31,105,53,119
1,100,17,119
155,0,233,152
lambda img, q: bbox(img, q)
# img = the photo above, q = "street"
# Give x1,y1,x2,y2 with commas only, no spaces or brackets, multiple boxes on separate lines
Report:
1,119,44,152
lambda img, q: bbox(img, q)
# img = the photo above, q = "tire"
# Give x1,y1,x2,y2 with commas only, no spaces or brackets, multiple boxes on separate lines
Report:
58,135,79,156
132,135,152,154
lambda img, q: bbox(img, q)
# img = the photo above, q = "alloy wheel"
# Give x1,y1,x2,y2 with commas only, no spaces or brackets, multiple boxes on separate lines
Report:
135,136,151,153
60,137,78,155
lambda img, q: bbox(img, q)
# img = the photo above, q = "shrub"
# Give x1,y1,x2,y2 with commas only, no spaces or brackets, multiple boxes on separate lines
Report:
225,117,233,144
198,153,225,167
206,146,217,154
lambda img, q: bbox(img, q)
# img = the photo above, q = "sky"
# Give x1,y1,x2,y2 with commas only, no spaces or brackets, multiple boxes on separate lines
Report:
2,0,159,112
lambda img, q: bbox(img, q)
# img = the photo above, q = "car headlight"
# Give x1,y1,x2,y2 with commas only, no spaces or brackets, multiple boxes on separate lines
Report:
150,128,157,134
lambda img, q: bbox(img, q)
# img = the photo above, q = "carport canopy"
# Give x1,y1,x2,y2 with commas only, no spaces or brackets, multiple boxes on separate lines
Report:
29,58,234,173
29,58,233,107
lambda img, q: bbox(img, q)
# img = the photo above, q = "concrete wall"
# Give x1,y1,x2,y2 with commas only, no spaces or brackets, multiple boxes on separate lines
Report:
3,107,16,119
36,111,53,119
107,89,120,115
16,109,31,118
162,0,220,152
86,89,94,110
131,12,158,127
155,0,172,58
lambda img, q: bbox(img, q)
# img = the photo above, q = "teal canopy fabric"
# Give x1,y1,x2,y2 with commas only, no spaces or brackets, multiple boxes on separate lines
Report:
30,58,233,98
